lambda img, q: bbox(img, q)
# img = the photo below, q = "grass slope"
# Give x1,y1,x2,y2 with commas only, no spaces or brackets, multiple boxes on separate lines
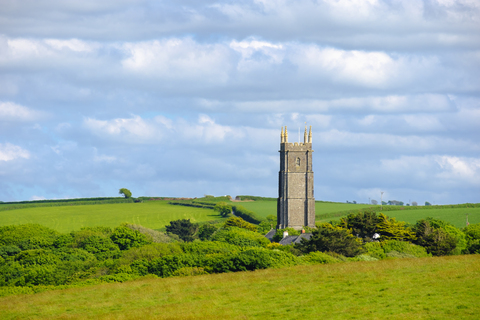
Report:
0,201,223,233
236,201,373,219
1,255,479,319
382,207,480,228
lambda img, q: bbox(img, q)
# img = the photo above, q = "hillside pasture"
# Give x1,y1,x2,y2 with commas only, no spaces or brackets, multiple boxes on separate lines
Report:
0,201,224,233
381,207,480,228
0,255,478,319
236,200,373,219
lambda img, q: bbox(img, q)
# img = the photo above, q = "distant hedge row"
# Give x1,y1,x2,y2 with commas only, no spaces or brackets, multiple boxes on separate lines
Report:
232,205,263,224
0,198,135,212
169,201,216,209
0,197,127,205
235,195,276,201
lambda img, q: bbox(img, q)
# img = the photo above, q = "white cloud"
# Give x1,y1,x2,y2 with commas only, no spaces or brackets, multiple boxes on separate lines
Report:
0,143,30,161
121,38,232,83
227,94,455,114
0,101,44,121
380,155,480,187
435,155,480,185
84,115,159,143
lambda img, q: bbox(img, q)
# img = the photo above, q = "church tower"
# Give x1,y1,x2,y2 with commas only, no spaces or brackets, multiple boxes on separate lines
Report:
277,126,315,230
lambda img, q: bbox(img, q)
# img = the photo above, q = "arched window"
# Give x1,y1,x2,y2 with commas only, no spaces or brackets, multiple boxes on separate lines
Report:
296,157,301,166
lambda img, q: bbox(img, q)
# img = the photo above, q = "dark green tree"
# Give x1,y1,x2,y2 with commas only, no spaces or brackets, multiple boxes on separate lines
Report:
223,216,257,232
414,219,456,256
197,224,218,241
296,225,364,257
376,213,416,241
119,188,132,198
342,210,379,239
165,219,198,242
214,202,232,217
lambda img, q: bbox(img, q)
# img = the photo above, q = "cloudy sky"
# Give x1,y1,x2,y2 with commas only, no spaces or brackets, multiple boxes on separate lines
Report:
0,0,479,205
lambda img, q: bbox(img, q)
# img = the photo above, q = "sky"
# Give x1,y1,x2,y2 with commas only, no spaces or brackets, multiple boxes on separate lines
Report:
0,0,479,205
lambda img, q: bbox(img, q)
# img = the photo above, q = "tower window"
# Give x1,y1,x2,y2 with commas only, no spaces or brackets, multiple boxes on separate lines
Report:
296,157,301,166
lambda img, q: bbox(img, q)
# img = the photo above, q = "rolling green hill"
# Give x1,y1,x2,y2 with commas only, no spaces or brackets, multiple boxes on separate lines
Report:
1,196,479,232
0,200,225,233
1,255,478,319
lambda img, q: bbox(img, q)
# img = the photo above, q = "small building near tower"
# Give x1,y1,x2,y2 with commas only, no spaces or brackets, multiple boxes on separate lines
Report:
277,126,315,230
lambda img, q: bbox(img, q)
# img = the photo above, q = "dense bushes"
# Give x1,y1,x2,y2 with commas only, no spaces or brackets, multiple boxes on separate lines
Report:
211,227,270,248
223,216,258,232
296,224,364,257
0,213,476,293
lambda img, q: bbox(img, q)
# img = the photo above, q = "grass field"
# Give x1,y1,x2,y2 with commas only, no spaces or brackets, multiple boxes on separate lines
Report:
0,255,478,319
382,207,480,229
236,201,373,219
236,200,480,228
0,201,224,233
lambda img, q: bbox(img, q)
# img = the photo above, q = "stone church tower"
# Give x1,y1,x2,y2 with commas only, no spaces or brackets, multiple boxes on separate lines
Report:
277,126,315,230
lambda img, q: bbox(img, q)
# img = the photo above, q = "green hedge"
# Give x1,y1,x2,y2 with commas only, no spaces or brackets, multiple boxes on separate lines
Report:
232,205,262,224
0,198,134,212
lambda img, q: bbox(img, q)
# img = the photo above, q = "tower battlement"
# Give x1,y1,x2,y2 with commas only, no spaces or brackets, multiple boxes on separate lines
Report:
277,125,315,230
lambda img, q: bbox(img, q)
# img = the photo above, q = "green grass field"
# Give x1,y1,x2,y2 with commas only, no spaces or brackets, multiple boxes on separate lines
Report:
1,255,478,319
0,201,224,233
383,207,480,229
236,201,373,219
1,197,479,233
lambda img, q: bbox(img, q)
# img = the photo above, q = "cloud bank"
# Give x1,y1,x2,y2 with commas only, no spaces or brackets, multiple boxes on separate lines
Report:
0,0,479,204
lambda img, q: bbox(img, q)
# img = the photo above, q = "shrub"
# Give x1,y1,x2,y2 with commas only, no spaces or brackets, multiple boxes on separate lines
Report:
0,224,59,249
223,216,257,232
14,249,60,267
364,242,386,260
211,227,270,248
110,225,150,250
0,245,21,259
300,251,341,264
341,210,379,240
181,241,241,255
296,224,364,257
119,243,183,266
78,235,121,260
209,248,298,273
197,224,218,241
124,224,176,243
414,219,457,256
464,223,480,243
381,240,430,258
376,213,416,241
165,219,198,242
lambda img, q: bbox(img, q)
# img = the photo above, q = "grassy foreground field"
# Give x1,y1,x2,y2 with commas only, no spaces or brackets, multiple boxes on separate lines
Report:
0,255,478,319
0,201,224,233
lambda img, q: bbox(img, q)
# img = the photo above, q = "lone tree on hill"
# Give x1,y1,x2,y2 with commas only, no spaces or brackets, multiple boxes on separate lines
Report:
119,188,132,198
